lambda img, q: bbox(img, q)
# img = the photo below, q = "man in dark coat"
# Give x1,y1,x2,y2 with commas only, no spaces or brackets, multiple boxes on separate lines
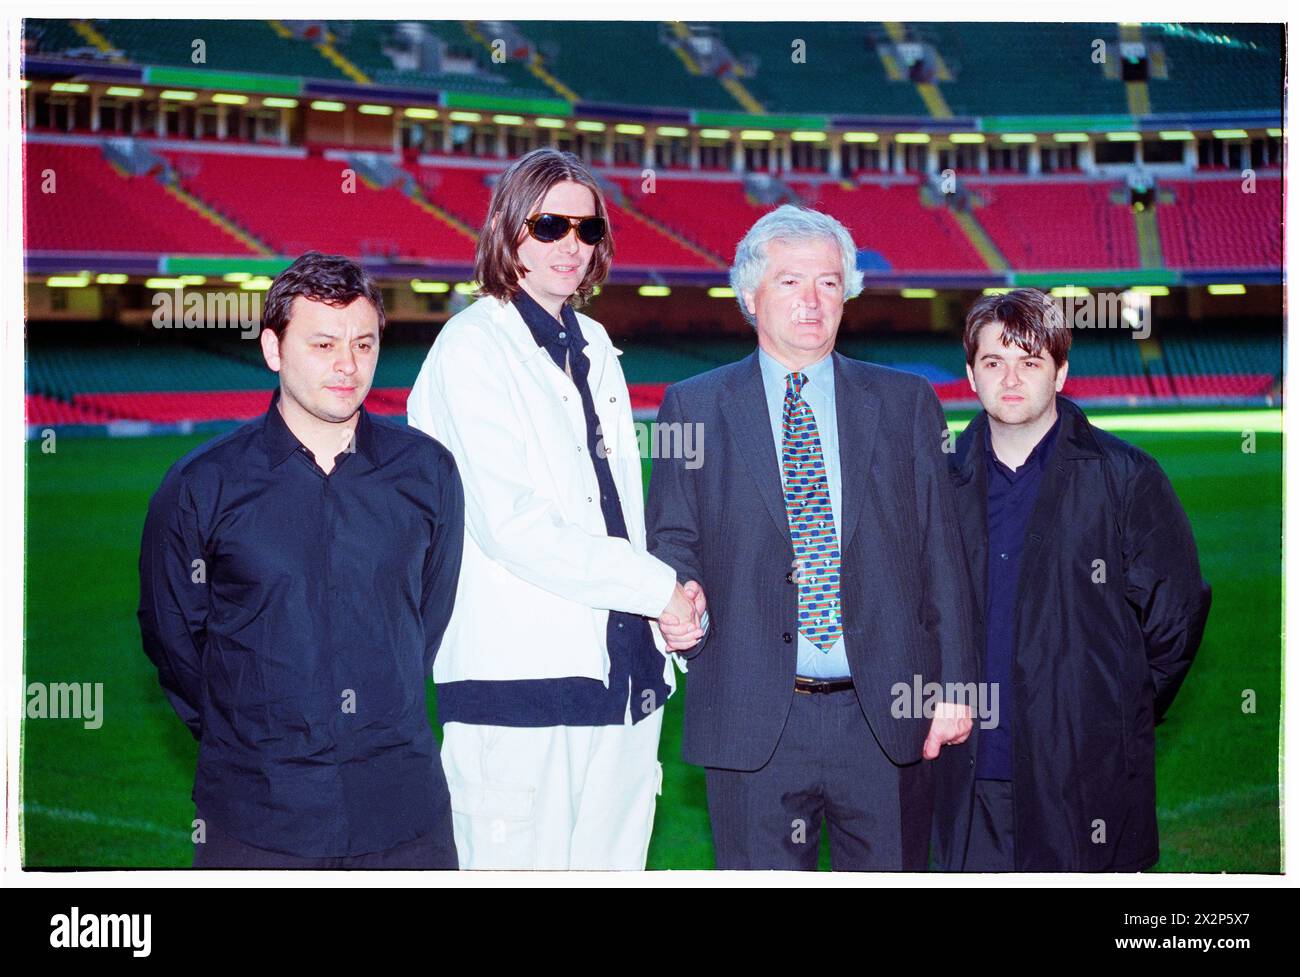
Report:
933,288,1211,872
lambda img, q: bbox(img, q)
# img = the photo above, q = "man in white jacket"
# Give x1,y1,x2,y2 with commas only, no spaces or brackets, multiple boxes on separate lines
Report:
407,148,706,870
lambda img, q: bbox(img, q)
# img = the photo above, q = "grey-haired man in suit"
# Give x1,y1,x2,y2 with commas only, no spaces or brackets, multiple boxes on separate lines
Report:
646,205,978,870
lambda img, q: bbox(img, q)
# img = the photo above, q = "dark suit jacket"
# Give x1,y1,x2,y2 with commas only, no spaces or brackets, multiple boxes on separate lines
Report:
646,349,978,771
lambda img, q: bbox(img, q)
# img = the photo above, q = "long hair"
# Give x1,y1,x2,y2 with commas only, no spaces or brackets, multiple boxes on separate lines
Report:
474,148,613,308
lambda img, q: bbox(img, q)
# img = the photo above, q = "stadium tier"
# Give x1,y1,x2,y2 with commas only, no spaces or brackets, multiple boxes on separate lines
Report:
25,143,256,255
1156,177,1282,270
162,149,475,262
965,180,1140,270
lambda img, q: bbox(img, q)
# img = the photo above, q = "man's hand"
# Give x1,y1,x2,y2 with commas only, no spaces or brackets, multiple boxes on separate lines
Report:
922,700,973,760
658,581,706,651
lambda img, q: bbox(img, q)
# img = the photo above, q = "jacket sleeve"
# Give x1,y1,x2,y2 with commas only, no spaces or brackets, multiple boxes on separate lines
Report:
645,383,712,660
912,380,979,695
1122,456,1212,722
406,326,677,619
421,445,465,676
137,467,207,740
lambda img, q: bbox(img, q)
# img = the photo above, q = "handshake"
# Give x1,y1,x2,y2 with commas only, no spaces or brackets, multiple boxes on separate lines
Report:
657,580,708,652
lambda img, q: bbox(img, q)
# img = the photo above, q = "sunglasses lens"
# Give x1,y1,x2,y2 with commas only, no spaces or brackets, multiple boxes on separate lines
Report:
530,214,570,242
576,217,607,245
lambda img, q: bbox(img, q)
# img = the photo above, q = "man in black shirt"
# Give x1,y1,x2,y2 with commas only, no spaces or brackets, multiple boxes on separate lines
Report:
933,288,1210,872
138,252,464,869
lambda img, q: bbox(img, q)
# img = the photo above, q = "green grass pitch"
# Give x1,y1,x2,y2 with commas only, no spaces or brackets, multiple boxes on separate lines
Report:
21,418,1281,871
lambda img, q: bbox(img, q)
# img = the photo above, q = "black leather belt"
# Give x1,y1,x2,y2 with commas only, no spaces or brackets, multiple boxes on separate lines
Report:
794,676,854,694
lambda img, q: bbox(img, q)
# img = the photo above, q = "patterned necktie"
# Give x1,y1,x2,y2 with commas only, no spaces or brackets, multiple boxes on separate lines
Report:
782,371,843,653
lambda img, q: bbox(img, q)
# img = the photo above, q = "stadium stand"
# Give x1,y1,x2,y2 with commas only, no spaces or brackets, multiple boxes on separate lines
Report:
712,22,929,116
1146,23,1284,114
512,21,737,110
1156,178,1282,270
25,143,257,255
918,22,1130,117
966,181,1140,270
797,181,988,272
91,19,348,79
162,150,475,262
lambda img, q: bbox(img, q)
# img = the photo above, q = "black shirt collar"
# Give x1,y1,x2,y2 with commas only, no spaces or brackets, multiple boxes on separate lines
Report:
984,411,1062,477
262,387,380,469
512,288,585,355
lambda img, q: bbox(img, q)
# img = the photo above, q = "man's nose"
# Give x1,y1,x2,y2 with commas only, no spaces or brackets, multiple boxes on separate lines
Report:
335,346,358,375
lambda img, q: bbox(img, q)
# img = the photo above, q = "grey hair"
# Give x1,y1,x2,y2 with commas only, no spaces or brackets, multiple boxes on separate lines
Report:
728,204,865,327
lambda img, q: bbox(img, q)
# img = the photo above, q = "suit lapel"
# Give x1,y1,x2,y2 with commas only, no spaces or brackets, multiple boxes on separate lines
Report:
953,413,990,625
832,352,881,553
724,351,792,549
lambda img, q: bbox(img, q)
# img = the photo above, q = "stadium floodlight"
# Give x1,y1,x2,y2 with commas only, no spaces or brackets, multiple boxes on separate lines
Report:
900,288,936,299
145,277,186,289
51,82,90,93
493,114,525,125
310,100,346,112
638,286,671,297
1050,286,1090,298
1266,128,1282,137
240,277,274,291
262,97,299,109
791,131,827,142
1207,284,1246,296
160,90,198,101
453,283,478,294
895,133,930,144
615,123,646,135
222,272,252,282
411,280,450,294
178,275,207,286
359,104,394,116
95,274,129,285
46,274,91,288
698,128,731,140
1158,130,1195,140
212,93,250,105
656,126,689,138
708,287,736,298
404,107,437,120
842,132,879,143
982,287,1015,296
740,130,775,141
1104,131,1141,141
535,117,566,128
1052,132,1089,142
1128,285,1169,297
1000,133,1037,143
575,120,606,132
448,111,481,123
1211,129,1248,140
106,86,144,98
949,133,985,144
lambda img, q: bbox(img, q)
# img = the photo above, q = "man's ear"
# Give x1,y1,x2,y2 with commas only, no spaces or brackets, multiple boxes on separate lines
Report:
966,362,977,394
1055,359,1069,392
260,327,281,372
742,291,757,316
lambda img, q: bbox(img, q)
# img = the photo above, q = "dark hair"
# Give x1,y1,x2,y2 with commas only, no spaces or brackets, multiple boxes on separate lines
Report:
474,148,613,308
963,287,1070,367
262,251,386,340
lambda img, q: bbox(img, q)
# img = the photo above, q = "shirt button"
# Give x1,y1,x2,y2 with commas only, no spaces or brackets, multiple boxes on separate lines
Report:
587,496,593,503
1000,553,1009,560
558,331,567,339
782,633,792,643
563,395,568,401
609,396,616,403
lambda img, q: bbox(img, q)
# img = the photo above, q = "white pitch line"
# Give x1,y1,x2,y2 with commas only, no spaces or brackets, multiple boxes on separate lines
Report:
23,802,186,839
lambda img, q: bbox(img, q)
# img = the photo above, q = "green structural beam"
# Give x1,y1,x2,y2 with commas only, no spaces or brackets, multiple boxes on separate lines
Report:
442,91,572,115
144,66,302,95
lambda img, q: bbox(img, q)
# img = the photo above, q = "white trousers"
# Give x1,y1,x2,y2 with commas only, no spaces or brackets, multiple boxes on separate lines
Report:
441,707,665,870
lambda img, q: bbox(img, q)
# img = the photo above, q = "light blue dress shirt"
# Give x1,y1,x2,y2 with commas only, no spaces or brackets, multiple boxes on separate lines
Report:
757,347,851,679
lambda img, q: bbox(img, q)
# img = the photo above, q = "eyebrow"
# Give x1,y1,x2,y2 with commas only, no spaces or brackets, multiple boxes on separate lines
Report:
307,332,376,341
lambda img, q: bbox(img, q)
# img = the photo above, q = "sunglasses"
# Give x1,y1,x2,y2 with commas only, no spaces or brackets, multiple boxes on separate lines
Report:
524,212,607,246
